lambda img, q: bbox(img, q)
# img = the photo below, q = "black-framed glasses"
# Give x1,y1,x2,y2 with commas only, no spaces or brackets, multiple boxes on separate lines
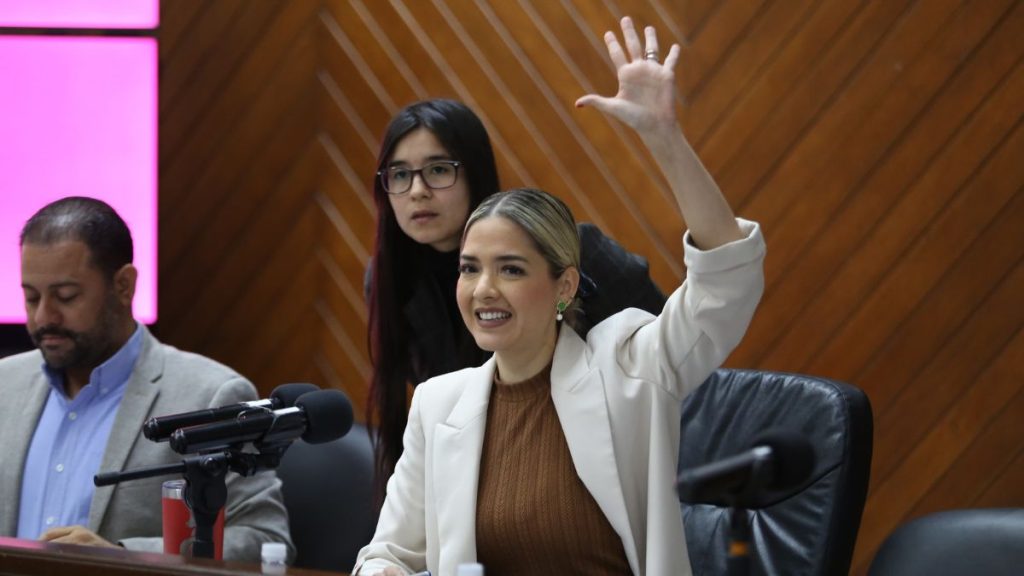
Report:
377,160,462,195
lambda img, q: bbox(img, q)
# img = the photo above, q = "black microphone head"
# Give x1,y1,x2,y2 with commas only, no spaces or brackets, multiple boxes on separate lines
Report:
752,427,816,492
295,389,353,444
270,383,320,409
142,417,161,441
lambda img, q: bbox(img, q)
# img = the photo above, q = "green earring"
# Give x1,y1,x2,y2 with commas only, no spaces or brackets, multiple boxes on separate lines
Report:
556,300,568,322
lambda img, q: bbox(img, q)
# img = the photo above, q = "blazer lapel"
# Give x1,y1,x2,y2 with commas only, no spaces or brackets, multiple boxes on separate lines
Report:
432,358,495,569
550,327,640,572
0,370,49,536
88,327,162,531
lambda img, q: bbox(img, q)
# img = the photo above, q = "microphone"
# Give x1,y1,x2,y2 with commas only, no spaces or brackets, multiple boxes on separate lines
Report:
143,383,319,442
676,428,815,508
168,389,354,454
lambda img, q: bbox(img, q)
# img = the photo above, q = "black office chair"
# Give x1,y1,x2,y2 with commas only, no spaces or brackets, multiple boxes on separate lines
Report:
276,423,378,572
679,368,873,576
868,508,1024,576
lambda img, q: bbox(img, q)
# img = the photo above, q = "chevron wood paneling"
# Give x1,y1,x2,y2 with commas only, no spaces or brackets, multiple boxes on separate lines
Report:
157,0,324,394
158,1,1023,572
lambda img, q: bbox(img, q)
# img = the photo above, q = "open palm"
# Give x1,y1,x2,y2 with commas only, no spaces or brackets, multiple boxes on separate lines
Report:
576,17,681,133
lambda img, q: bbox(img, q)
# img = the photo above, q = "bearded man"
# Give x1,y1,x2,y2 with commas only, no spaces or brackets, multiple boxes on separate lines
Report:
0,197,292,562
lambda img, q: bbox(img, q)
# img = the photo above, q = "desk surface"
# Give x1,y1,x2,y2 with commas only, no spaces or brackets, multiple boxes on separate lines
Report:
0,536,347,576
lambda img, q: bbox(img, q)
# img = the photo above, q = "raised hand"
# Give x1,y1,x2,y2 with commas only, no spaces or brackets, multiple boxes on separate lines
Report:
575,16,681,135
576,16,743,248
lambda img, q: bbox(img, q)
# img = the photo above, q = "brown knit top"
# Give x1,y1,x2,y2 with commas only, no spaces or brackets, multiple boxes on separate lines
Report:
475,364,632,575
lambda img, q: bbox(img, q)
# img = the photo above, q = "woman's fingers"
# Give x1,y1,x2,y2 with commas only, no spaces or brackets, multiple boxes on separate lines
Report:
580,16,679,126
604,30,628,68
575,93,614,111
620,16,643,61
663,43,681,71
643,25,660,62
605,17,673,69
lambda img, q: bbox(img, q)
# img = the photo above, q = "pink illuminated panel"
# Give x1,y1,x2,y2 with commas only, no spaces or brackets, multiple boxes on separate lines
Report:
0,0,158,29
0,36,157,323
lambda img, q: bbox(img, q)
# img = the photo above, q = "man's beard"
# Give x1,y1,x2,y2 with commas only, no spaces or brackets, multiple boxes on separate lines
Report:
30,295,122,373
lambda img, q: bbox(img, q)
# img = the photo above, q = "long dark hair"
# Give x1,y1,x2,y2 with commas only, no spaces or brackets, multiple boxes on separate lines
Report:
367,99,499,492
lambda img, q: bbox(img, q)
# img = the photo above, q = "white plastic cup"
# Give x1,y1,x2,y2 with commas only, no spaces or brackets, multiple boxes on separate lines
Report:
456,563,484,576
261,542,288,574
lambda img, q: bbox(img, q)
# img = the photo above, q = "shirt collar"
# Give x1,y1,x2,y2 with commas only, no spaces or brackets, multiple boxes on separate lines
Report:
42,322,144,400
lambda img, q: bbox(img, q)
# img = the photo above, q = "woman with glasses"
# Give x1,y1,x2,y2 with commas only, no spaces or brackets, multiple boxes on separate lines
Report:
367,60,666,492
355,17,765,575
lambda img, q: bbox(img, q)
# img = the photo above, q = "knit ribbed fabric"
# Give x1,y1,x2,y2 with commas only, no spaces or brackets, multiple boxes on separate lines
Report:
475,364,631,575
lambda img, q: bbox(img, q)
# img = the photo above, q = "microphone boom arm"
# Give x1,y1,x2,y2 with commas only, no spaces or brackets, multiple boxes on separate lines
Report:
94,386,353,560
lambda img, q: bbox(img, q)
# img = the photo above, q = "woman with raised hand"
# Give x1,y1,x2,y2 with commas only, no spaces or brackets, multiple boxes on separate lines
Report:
367,86,665,490
353,16,765,576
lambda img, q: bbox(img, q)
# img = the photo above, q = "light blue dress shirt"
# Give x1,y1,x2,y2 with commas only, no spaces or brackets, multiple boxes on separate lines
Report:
16,323,143,539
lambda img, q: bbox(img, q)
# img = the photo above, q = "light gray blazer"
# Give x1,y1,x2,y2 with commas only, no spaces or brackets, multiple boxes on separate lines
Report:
355,220,766,576
0,325,293,562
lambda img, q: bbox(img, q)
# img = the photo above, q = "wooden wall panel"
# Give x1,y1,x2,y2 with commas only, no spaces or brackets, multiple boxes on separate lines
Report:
159,1,1023,573
157,0,324,396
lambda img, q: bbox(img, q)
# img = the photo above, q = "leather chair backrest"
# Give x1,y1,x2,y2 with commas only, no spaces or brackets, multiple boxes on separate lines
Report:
276,423,378,571
868,508,1024,576
680,369,873,576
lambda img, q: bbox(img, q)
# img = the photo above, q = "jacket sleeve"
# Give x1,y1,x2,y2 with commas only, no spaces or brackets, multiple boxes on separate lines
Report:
352,389,429,575
599,218,765,400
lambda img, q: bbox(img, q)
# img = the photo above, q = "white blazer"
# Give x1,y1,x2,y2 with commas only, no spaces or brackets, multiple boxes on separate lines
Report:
355,220,766,576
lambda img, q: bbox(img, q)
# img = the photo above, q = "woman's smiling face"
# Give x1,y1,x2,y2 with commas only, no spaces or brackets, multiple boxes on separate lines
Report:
457,216,575,371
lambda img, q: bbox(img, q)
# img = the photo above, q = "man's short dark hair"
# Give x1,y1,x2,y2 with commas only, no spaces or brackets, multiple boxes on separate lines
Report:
20,196,134,279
